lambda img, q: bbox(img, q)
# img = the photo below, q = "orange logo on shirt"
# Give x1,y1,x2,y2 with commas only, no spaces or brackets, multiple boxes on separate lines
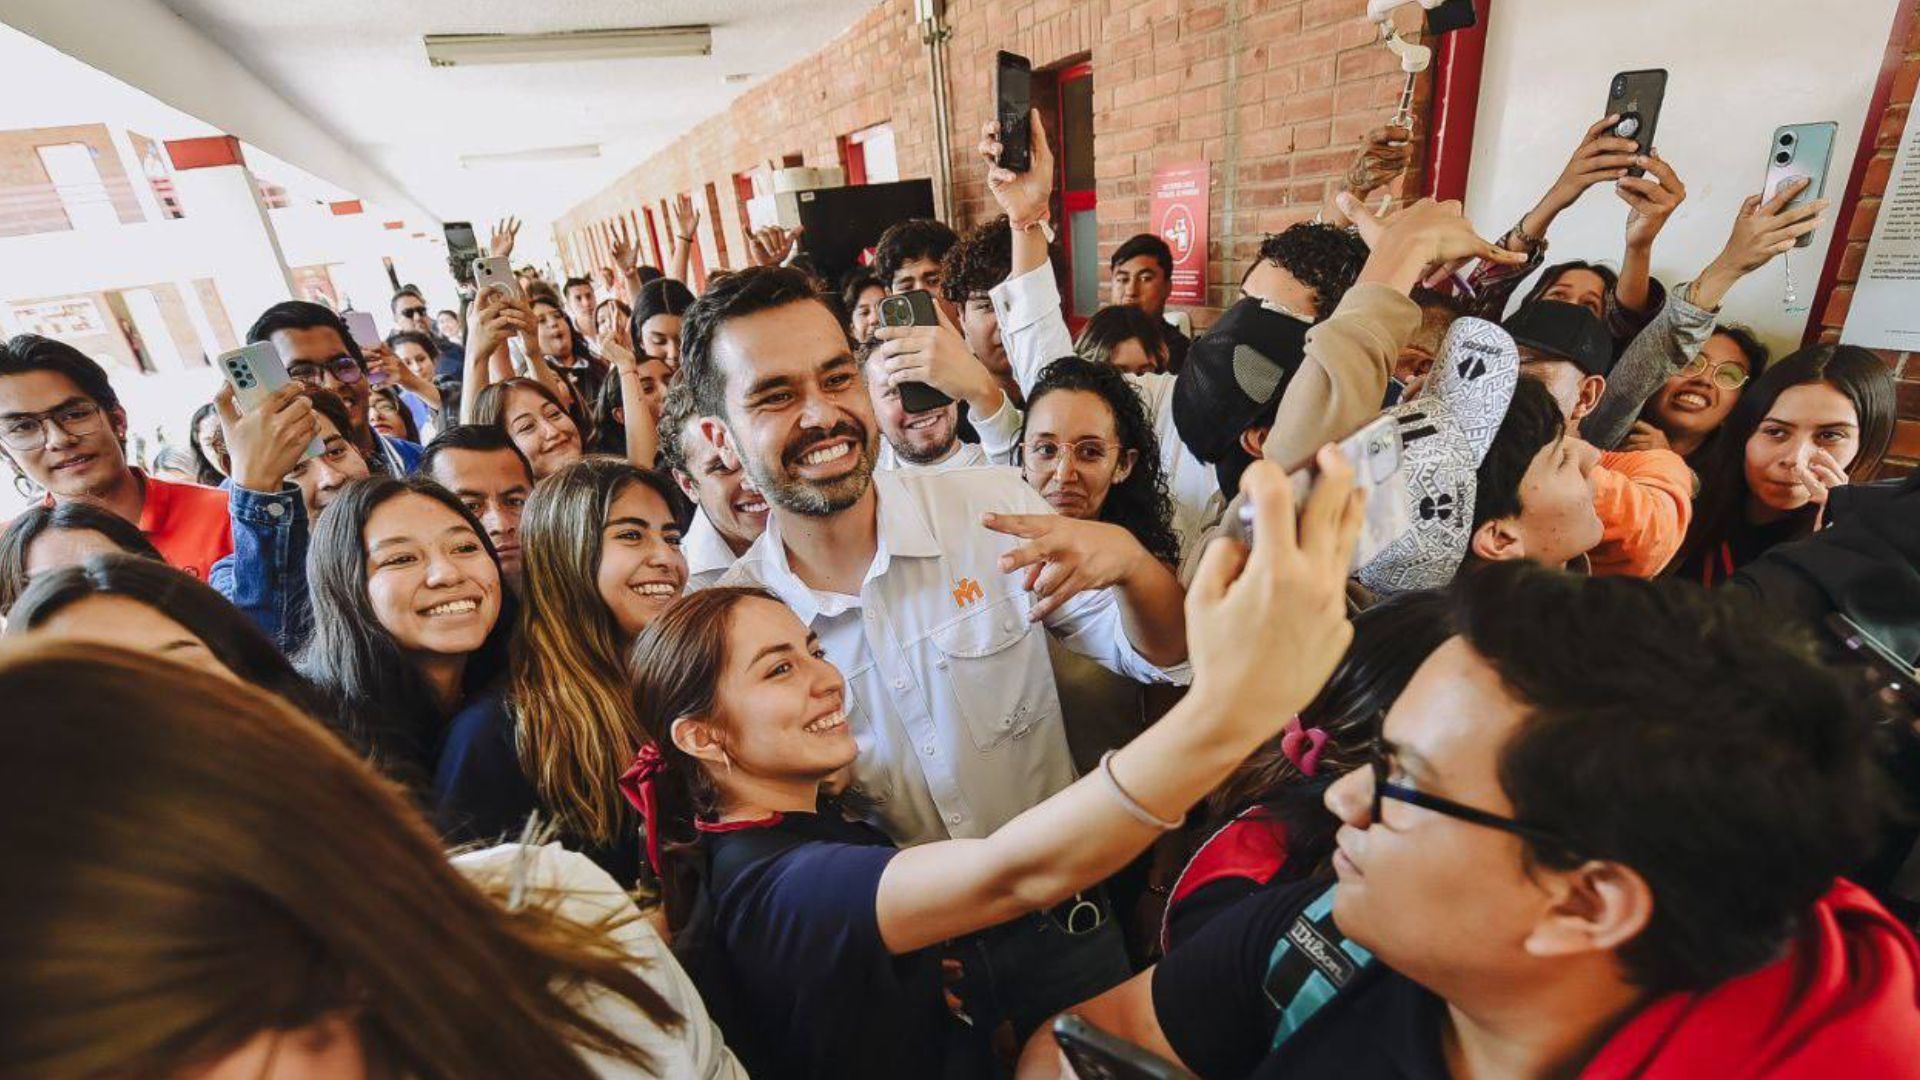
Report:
952,577,984,608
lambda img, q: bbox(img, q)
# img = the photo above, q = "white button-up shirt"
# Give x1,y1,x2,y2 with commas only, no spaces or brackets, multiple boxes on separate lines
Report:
682,507,745,592
991,263,1224,563
720,466,1190,846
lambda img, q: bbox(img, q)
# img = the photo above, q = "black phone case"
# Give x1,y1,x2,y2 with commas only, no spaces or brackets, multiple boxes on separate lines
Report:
1606,69,1667,177
996,52,1033,173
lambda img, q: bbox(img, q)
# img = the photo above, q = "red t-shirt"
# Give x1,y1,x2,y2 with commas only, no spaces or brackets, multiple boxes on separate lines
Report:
135,471,232,580
32,471,233,581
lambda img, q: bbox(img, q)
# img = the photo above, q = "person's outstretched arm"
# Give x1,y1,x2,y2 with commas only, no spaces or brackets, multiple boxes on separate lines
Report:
872,455,1365,955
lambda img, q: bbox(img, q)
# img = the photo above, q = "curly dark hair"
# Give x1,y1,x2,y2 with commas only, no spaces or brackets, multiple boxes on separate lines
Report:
1249,222,1370,319
871,217,958,290
1020,356,1181,567
939,215,1014,305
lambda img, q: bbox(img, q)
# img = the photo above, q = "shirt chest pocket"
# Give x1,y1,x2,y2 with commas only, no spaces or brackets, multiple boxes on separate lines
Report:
930,596,1054,752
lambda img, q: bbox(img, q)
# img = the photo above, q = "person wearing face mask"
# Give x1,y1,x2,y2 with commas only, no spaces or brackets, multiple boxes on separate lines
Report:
0,335,232,581
1672,345,1896,587
435,460,688,886
208,384,370,649
660,382,768,590
633,277,696,375
8,553,319,713
300,477,513,801
0,501,162,614
420,425,536,591
624,454,1362,1079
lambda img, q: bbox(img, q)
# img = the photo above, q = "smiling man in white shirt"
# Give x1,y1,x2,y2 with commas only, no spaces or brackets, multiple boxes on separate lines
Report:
682,264,1191,1032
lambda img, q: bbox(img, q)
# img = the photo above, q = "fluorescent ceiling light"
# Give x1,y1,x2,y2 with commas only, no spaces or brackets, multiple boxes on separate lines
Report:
425,27,712,67
460,144,603,168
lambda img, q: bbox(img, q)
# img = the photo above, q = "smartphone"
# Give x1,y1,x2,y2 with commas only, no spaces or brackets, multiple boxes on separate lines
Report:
1237,413,1411,570
444,221,480,286
995,50,1034,174
216,343,322,457
1604,69,1668,176
1054,1015,1197,1080
877,290,954,413
472,255,520,301
1765,122,1839,248
1827,613,1920,716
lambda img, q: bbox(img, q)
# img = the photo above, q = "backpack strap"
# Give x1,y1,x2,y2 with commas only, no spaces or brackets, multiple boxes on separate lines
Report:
1261,887,1375,1051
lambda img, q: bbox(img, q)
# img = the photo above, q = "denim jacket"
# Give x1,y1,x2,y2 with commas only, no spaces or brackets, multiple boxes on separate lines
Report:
209,484,310,652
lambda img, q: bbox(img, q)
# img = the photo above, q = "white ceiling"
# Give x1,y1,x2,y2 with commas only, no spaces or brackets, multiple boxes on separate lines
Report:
155,0,880,228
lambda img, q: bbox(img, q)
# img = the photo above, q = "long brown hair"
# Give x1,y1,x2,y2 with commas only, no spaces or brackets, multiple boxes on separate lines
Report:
626,586,777,932
512,458,683,847
0,640,679,1078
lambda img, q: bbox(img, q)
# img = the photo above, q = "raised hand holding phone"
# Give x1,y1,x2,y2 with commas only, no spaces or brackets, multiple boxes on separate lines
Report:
1688,178,1829,310
1618,150,1687,250
1340,195,1527,292
980,108,1055,229
215,381,320,494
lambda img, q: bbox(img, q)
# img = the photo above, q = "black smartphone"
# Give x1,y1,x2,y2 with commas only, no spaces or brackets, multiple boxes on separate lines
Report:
1053,1016,1197,1080
443,221,480,286
1827,613,1920,717
995,50,1033,173
1604,69,1668,176
877,290,954,413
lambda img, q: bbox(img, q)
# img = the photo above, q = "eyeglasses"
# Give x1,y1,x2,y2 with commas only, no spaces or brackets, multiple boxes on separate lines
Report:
398,306,428,320
0,400,104,451
1022,436,1118,469
1678,354,1749,390
288,356,365,386
1368,743,1574,849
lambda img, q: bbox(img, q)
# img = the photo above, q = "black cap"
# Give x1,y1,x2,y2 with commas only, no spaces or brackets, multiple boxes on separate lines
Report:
1172,298,1310,490
1503,300,1613,379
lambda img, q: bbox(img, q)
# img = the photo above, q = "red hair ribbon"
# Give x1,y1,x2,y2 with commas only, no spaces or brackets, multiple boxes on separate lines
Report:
1280,715,1329,778
618,742,668,876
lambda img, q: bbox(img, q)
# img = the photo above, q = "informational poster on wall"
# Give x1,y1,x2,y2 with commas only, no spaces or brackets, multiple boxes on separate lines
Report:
1150,162,1211,307
1843,102,1920,349
10,297,106,339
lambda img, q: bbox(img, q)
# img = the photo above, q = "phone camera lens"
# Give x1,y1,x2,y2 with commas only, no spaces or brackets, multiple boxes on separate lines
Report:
1779,132,1797,147
1775,150,1794,166
1612,77,1625,97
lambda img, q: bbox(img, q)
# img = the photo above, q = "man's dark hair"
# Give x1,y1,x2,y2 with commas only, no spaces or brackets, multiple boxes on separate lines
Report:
657,380,706,479
1453,560,1885,991
679,266,831,418
1249,223,1370,319
418,424,534,487
940,216,1013,305
389,287,426,316
385,330,436,356
562,276,594,296
1471,377,1564,529
872,218,959,289
1110,233,1174,277
246,302,364,367
0,334,120,411
1409,285,1469,321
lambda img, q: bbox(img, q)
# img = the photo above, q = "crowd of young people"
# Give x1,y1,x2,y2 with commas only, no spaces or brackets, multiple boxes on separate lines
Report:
2,74,1918,1080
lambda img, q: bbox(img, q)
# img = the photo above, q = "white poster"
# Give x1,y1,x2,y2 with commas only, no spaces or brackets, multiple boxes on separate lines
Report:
11,297,107,338
1844,100,1920,349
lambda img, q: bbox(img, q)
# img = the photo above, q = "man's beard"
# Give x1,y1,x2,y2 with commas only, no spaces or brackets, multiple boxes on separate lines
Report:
744,420,877,517
891,412,957,466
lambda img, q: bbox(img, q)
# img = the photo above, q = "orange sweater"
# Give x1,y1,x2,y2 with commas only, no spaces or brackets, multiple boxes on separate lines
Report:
1589,449,1694,578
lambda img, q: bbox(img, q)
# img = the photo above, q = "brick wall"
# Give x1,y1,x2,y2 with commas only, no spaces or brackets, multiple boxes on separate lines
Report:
0,124,146,238
556,0,1423,323
1814,0,1919,477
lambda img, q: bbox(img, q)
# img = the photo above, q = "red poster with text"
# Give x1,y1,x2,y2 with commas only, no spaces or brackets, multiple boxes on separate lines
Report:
1150,162,1211,307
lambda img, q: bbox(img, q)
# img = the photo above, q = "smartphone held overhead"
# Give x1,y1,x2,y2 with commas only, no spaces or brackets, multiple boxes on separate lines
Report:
1764,122,1838,248
1604,69,1667,176
995,50,1033,173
